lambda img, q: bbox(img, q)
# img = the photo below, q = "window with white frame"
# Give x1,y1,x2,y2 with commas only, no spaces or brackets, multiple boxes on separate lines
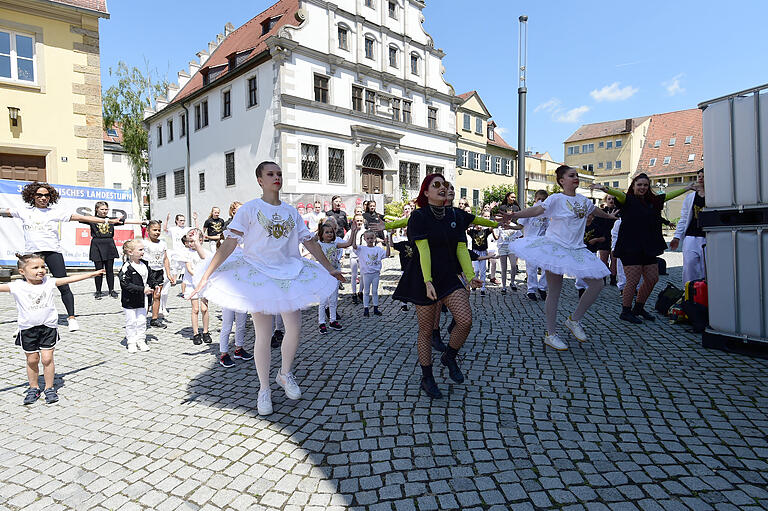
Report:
301,144,320,181
328,148,345,184
649,158,656,166
402,100,412,124
174,169,185,196
654,139,661,147
615,139,623,148
247,76,258,107
606,161,613,170
338,26,349,51
495,158,501,174
222,89,231,118
615,160,622,169
314,74,329,103
669,137,676,146
463,113,470,131
688,153,695,162
485,155,491,171
167,118,174,142
388,1,397,19
475,117,482,134
428,107,437,129
598,141,604,148
156,125,162,147
663,156,671,165
364,37,375,60
505,159,512,175
473,153,480,169
225,152,236,186
388,46,398,68
607,141,613,149
410,53,419,75
460,151,468,168
426,165,443,175
685,135,693,144
598,162,604,169
0,30,35,83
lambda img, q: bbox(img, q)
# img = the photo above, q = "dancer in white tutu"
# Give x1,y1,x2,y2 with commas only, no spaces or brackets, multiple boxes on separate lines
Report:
508,166,617,351
190,161,344,415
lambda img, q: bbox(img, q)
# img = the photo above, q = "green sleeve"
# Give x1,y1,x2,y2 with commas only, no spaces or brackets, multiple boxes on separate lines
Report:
385,217,408,230
472,217,499,228
456,242,475,281
414,239,432,283
604,187,627,205
664,187,689,202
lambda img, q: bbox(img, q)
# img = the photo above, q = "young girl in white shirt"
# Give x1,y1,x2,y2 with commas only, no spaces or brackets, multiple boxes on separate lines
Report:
184,230,211,345
189,162,343,416
143,220,173,327
317,221,357,333
118,239,154,353
516,190,550,300
348,214,366,304
353,230,391,317
1,253,104,405
508,166,616,351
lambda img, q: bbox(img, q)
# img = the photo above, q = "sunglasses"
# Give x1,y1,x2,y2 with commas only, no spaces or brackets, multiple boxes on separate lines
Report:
34,193,50,198
431,181,449,189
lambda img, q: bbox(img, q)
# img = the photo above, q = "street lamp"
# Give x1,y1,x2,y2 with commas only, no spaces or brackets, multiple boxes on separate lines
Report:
516,16,528,203
8,106,20,127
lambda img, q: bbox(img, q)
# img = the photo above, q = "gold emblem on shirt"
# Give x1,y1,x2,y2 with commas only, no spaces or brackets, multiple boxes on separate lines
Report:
566,199,589,219
95,222,111,235
257,211,295,239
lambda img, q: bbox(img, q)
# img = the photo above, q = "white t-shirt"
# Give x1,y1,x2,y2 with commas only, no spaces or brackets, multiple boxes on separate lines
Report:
228,199,313,280
11,205,74,253
318,238,344,270
8,276,59,330
518,216,549,238
129,260,148,284
182,247,210,285
304,211,324,234
168,225,188,250
540,193,596,249
143,239,168,271
355,245,387,274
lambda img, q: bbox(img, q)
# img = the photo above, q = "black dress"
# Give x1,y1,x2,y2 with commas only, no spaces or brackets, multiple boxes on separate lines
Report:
392,240,414,271
591,208,616,251
615,194,667,265
393,207,475,305
86,217,123,262
363,211,386,239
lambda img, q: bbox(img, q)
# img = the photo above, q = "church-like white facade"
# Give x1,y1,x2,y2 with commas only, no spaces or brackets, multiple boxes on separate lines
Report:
145,0,459,219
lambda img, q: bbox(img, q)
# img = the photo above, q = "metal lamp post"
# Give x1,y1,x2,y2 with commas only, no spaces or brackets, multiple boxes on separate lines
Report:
516,16,528,203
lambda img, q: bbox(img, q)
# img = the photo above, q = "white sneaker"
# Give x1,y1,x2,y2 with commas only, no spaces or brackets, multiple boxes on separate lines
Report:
136,338,150,352
159,308,170,317
127,342,138,354
565,316,588,342
543,333,568,351
257,389,273,415
67,318,80,332
276,371,302,400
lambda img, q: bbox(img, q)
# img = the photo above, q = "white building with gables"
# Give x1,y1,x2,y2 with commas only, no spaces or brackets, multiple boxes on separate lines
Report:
144,0,459,220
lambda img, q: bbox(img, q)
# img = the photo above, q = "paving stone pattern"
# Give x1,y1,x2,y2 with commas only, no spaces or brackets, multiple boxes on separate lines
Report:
0,252,766,510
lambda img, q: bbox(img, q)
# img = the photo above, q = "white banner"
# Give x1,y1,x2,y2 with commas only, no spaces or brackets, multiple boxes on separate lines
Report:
0,179,140,267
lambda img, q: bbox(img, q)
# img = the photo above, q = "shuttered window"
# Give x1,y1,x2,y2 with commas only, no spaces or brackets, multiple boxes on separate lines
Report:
225,152,235,186
157,175,166,199
174,169,185,196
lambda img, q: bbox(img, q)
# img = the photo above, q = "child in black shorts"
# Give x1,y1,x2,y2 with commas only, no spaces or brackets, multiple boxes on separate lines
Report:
0,253,104,405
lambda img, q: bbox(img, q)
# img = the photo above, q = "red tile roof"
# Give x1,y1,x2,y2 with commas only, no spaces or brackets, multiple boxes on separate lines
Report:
457,91,476,101
488,130,516,151
45,0,109,15
171,0,301,105
564,116,650,143
103,124,123,144
636,108,702,178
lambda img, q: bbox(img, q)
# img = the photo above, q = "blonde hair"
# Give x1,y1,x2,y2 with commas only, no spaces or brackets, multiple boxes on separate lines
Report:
122,239,143,262
228,201,243,217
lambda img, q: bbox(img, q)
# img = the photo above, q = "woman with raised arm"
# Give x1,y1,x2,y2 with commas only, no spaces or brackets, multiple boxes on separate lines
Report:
592,174,693,323
509,166,616,351
189,162,344,416
0,181,121,331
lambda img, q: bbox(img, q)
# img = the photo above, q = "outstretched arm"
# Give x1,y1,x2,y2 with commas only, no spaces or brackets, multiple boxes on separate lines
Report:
510,204,546,220
71,213,120,224
56,269,105,287
471,217,499,228
665,184,694,202
0,208,12,218
383,217,407,231
187,233,240,299
592,208,618,220
591,184,626,205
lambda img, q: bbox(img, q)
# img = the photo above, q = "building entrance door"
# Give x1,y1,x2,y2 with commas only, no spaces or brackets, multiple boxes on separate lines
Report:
0,153,46,181
361,154,384,194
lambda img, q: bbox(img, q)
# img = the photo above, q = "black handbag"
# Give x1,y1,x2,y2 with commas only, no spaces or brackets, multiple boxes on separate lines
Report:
655,282,684,315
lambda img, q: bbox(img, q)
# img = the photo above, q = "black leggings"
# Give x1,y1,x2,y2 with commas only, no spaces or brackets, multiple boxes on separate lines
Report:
93,259,115,293
40,251,75,317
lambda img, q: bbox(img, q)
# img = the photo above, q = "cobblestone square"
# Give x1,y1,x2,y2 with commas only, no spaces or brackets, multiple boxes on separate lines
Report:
0,253,766,510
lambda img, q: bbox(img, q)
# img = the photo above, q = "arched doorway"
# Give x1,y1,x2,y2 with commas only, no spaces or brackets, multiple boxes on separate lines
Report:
361,154,384,194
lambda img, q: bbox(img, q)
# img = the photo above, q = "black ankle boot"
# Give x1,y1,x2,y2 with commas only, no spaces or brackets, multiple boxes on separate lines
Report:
440,346,464,384
633,302,655,321
610,274,617,286
431,329,447,352
620,306,642,324
420,365,442,399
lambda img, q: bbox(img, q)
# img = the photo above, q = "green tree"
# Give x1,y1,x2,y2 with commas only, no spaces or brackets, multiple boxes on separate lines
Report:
384,185,411,218
482,184,517,214
102,61,168,218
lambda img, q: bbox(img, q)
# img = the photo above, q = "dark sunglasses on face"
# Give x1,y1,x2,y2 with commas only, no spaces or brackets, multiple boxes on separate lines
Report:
35,193,50,198
431,181,449,189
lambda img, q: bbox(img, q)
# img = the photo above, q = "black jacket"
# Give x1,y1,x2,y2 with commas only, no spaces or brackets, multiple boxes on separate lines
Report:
118,260,149,309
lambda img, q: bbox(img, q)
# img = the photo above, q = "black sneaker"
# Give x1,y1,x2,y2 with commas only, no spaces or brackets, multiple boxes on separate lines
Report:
193,333,203,345
363,308,370,317
401,304,409,312
23,387,41,405
480,290,486,296
329,321,343,330
271,330,284,348
373,307,382,316
420,374,442,399
44,388,59,404
94,291,103,300
527,292,538,301
219,353,235,368
109,291,119,298
501,289,507,295
539,290,547,300
149,318,167,329
620,311,643,324
233,347,253,360
202,332,213,344
578,288,585,298
319,323,328,334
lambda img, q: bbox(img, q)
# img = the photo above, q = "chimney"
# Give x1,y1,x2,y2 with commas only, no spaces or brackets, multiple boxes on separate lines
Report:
189,60,200,76
625,118,633,132
216,33,224,45
177,69,191,89
197,50,209,66
208,40,218,54
156,97,168,112
167,83,180,101
224,22,235,36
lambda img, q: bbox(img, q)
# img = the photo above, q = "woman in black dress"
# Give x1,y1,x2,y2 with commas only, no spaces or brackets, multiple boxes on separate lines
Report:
393,174,491,399
362,199,386,239
87,201,142,299
498,191,521,214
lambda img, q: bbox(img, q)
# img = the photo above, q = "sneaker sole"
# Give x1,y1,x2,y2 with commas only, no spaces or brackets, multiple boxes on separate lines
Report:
329,327,342,331
543,340,568,351
232,354,253,360
219,361,235,368
565,323,588,343
276,378,301,400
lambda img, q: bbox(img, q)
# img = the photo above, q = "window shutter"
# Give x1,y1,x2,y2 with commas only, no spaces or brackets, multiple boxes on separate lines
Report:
456,148,462,166
480,154,486,172
468,151,476,170
501,158,508,174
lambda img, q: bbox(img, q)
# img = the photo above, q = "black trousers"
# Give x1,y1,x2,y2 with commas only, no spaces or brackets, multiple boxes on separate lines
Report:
93,259,115,292
39,251,75,317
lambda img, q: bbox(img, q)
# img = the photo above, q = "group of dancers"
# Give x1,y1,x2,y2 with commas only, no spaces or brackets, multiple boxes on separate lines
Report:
1,162,705,408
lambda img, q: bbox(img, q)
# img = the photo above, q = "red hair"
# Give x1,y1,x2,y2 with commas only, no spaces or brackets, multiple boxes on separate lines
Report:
416,173,446,209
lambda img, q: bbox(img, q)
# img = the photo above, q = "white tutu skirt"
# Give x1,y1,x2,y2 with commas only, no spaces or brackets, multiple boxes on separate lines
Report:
509,237,610,280
192,253,337,315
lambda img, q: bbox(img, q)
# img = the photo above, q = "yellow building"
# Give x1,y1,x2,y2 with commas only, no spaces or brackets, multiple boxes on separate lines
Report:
0,0,109,185
454,91,517,207
563,116,650,191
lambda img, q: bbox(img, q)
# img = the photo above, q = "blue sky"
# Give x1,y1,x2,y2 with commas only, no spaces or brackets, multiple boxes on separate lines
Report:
100,0,768,160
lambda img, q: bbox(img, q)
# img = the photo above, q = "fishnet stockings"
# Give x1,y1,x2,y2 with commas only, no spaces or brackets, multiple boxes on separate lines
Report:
414,288,472,365
622,264,659,306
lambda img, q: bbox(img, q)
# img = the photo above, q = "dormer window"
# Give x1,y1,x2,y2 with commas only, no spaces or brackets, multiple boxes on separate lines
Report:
487,125,495,141
201,69,210,86
261,16,281,35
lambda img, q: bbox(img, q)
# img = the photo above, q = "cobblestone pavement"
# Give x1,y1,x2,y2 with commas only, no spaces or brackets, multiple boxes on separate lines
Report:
0,252,767,511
